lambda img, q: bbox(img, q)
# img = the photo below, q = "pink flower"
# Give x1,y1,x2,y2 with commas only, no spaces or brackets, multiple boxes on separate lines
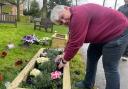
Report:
51,71,62,80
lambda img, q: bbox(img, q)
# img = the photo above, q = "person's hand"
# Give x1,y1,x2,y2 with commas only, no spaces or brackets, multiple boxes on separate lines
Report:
55,55,67,69
54,55,63,63
58,59,67,69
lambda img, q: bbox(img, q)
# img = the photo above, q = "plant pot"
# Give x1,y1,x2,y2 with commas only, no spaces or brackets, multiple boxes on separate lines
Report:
0,51,7,58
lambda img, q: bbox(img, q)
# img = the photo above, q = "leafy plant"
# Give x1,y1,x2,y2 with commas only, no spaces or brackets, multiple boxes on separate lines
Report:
40,48,63,60
37,60,56,73
29,0,40,17
21,48,63,89
70,54,85,89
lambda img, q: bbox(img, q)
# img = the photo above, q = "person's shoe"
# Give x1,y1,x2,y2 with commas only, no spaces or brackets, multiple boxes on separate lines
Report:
75,81,91,89
121,56,128,61
75,81,99,89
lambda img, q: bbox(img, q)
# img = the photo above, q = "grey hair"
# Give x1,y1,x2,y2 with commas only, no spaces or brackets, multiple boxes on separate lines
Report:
50,5,65,24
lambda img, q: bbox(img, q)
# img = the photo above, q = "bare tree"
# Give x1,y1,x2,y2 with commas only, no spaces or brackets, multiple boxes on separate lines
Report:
42,0,47,18
114,0,118,9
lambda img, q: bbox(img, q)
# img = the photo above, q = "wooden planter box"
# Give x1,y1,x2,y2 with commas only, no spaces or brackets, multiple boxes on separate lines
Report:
51,33,68,48
8,48,71,89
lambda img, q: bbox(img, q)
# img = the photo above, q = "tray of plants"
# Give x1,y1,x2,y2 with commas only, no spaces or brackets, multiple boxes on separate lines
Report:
8,48,71,89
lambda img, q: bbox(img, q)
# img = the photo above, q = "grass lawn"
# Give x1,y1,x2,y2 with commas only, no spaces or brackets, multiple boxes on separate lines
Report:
0,22,86,89
0,22,67,89
70,53,85,89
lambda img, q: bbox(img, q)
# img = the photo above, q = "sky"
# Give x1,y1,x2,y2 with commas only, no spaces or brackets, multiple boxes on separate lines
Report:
36,0,124,10
72,0,124,9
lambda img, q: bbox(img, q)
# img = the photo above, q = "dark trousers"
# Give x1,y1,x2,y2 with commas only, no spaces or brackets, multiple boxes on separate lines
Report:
84,29,128,89
122,46,128,57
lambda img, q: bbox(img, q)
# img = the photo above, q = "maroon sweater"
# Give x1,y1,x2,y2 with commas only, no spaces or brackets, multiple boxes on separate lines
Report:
64,3,128,61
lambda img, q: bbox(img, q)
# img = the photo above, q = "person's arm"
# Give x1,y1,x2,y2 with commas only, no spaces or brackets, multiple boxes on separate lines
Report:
64,13,91,61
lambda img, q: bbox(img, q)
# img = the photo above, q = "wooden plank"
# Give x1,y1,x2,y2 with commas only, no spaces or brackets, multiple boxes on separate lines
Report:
15,88,27,89
63,62,71,89
7,48,44,89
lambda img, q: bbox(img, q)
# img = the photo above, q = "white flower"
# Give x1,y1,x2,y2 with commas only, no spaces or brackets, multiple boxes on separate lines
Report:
54,31,57,33
36,57,49,64
7,43,15,49
30,68,41,77
52,33,56,38
56,48,64,51
4,81,11,88
42,37,50,40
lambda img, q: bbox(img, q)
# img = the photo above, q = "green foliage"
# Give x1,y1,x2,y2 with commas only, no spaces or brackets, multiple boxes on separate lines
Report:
47,0,72,11
0,23,67,89
21,72,62,89
43,48,63,60
21,48,63,89
3,5,12,14
46,0,72,18
70,54,85,89
34,73,53,89
38,60,56,73
29,0,40,17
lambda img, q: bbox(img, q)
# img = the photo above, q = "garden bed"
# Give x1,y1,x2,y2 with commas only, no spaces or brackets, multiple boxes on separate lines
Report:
8,48,71,89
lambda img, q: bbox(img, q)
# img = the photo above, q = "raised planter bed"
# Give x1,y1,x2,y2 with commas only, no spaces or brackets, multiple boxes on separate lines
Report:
8,48,71,89
51,33,67,48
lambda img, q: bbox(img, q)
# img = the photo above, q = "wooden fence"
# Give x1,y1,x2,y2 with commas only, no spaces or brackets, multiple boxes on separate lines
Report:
0,14,17,27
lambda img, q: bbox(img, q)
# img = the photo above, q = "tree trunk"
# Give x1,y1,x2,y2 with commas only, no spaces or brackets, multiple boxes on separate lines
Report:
76,0,77,6
17,0,20,21
42,0,47,18
114,0,118,9
71,0,73,6
27,0,30,11
103,0,106,6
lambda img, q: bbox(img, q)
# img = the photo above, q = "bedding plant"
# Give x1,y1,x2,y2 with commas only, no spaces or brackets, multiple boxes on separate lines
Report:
20,48,64,89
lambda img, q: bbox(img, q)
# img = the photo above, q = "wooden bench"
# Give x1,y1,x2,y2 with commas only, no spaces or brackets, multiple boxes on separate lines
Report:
0,14,17,27
34,18,53,32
